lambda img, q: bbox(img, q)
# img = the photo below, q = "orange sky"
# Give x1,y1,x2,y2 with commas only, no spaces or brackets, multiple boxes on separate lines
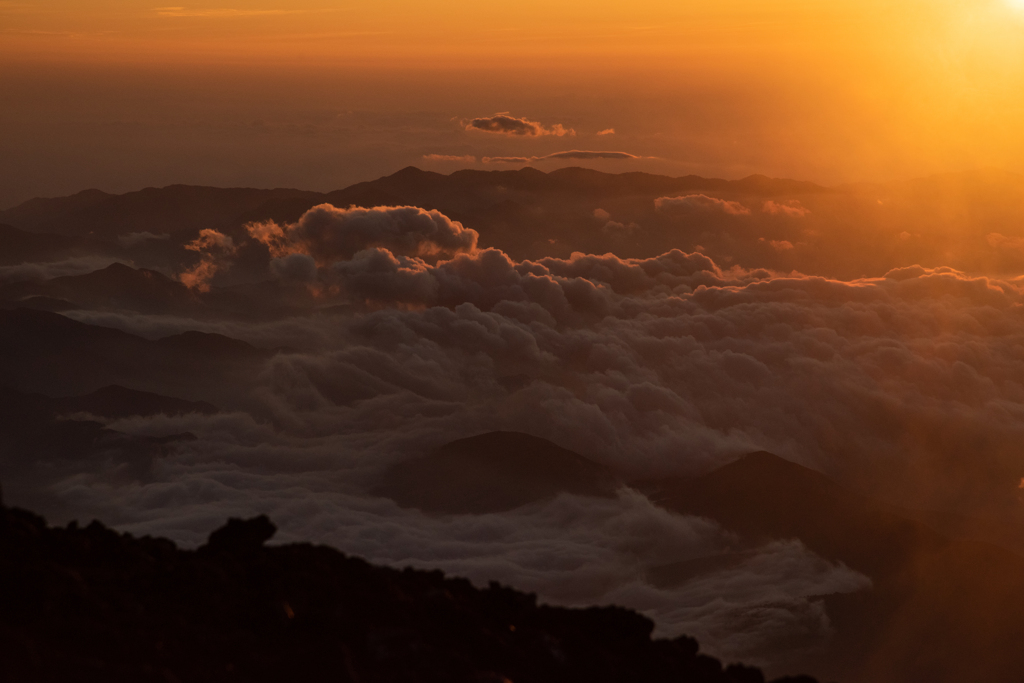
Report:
2,0,1024,204
4,0,1022,65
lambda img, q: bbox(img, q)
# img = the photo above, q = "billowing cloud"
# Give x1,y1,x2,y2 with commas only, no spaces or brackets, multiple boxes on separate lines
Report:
655,194,751,216
484,150,641,164
26,201,1024,672
270,253,317,283
466,114,574,137
180,229,235,291
246,204,479,266
422,154,476,162
762,200,811,217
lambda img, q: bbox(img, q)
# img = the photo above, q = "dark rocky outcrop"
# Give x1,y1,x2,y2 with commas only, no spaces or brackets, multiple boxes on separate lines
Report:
0,503,816,683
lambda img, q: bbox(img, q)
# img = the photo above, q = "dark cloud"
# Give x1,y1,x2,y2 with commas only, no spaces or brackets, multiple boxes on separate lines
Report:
483,150,641,163
246,204,479,265
466,114,574,137
481,155,533,164
269,253,317,283
546,150,639,160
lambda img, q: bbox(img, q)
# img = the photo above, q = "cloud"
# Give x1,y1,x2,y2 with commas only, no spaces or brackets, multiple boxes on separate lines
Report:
592,209,639,234
466,114,574,137
422,154,476,163
24,201,1024,671
547,150,638,160
597,128,616,136
762,200,811,218
483,150,641,164
180,229,236,292
759,238,795,251
655,194,751,216
270,253,317,283
482,156,533,164
988,232,1024,251
246,204,478,266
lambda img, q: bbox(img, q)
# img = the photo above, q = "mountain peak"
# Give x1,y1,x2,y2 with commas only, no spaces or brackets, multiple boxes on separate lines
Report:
378,430,618,514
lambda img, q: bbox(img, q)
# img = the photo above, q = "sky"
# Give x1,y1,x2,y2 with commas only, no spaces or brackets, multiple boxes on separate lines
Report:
3,0,1024,206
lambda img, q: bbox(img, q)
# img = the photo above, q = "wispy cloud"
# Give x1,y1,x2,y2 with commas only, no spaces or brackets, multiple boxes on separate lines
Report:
422,154,476,163
483,150,641,163
597,128,615,136
655,194,751,216
762,200,810,217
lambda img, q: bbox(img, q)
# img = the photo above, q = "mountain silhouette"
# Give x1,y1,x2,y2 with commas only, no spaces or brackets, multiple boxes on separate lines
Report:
0,223,100,266
7,167,1024,278
0,185,321,238
2,262,201,315
0,308,268,403
378,431,619,514
0,385,198,491
52,384,218,419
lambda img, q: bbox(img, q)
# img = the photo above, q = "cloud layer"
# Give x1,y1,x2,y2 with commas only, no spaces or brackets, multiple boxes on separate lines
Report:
25,200,1024,672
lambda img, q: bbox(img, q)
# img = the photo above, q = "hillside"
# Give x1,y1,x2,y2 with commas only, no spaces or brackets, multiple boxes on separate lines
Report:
0,502,815,683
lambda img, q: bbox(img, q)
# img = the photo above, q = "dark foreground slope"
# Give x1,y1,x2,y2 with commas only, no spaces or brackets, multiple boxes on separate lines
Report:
0,505,814,683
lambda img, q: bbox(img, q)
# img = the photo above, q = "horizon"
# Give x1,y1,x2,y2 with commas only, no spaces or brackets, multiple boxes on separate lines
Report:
5,0,1024,209
8,162,1024,210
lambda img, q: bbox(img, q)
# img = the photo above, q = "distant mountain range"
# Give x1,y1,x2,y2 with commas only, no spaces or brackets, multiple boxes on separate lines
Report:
4,166,1024,279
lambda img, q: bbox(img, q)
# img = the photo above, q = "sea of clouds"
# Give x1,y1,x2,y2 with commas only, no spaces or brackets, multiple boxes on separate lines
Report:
42,202,1024,666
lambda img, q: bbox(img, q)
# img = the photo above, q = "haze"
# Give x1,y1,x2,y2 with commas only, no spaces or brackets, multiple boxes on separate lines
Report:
4,0,1024,207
